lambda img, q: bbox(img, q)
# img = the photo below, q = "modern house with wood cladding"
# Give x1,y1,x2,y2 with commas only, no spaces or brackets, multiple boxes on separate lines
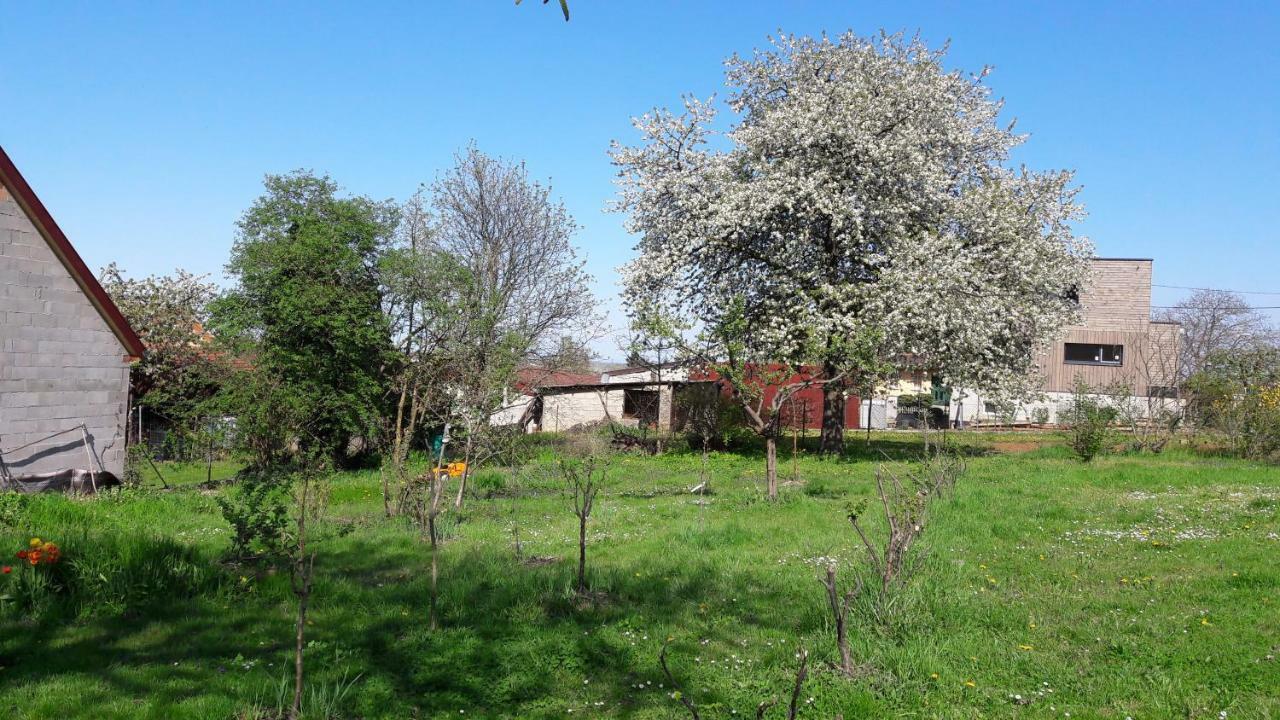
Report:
952,258,1181,424
0,146,144,479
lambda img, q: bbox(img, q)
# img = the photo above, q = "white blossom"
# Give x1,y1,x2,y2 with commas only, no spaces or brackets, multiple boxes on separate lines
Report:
610,32,1092,397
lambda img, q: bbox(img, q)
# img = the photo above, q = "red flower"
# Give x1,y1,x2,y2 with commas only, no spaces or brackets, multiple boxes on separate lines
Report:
15,550,27,560
2,566,10,574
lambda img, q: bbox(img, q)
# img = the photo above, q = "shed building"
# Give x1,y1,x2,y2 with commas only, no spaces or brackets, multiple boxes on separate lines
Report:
0,146,143,478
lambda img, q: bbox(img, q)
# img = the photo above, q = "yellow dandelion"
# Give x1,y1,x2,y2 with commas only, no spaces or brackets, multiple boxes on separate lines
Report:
930,673,939,679
1018,644,1034,651
964,680,976,687
1200,618,1210,626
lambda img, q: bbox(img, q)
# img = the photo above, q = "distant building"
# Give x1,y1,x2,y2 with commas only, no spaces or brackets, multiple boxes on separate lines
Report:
0,146,144,478
951,258,1181,425
494,362,865,434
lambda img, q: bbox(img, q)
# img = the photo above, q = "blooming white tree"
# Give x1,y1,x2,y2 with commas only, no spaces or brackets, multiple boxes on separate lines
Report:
611,32,1093,452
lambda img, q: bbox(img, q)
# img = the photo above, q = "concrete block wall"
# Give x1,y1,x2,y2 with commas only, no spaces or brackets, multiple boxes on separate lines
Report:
0,187,130,477
541,388,624,432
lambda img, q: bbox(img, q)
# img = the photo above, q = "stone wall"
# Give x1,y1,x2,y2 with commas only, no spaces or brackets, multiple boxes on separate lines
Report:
0,186,131,477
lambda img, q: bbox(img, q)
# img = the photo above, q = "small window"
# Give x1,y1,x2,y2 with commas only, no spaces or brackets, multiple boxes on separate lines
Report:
1064,343,1123,366
622,389,659,426
1147,385,1179,399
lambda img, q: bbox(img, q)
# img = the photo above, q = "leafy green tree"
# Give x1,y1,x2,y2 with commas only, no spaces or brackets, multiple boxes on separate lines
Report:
211,171,399,466
1187,346,1280,459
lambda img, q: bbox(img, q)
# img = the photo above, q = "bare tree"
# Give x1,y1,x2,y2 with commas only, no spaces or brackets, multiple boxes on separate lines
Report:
848,455,964,596
779,394,814,481
560,447,607,595
1156,289,1275,382
287,465,329,719
1108,323,1185,452
430,145,598,509
402,466,450,629
820,564,862,676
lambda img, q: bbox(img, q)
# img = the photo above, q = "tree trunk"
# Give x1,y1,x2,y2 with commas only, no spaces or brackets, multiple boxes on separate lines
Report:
792,424,799,481
820,360,845,455
824,566,853,675
206,419,214,484
577,512,588,594
386,379,410,518
453,432,473,510
428,516,440,630
291,574,309,719
765,435,779,500
866,394,873,445
380,465,391,518
290,477,312,720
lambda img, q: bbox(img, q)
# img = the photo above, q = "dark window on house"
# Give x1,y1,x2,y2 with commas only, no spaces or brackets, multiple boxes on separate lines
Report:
622,388,660,426
1064,343,1123,366
1147,385,1179,399
1062,284,1080,305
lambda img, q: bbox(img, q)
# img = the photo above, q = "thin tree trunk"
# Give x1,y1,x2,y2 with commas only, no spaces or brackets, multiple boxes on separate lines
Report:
380,465,391,518
820,360,845,455
386,379,410,518
792,422,799,481
577,512,588,594
290,477,313,720
206,418,214,484
292,570,309,719
765,435,779,500
511,460,523,561
429,515,439,630
866,393,873,445
823,566,853,675
699,438,709,531
453,431,474,510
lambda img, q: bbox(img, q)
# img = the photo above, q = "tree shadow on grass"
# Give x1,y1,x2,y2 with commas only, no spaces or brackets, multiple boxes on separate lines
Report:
1,521,826,718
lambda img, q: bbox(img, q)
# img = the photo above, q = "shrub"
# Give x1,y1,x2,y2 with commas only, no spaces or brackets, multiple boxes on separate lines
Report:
1187,348,1280,460
217,467,291,561
1061,379,1116,462
0,493,28,529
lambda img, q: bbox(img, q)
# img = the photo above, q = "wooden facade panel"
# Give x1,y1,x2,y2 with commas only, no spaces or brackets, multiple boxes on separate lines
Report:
1078,259,1152,329
1034,260,1178,395
1037,325,1179,394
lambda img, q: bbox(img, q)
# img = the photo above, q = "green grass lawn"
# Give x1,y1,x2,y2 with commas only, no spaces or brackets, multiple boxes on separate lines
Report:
1,432,1278,719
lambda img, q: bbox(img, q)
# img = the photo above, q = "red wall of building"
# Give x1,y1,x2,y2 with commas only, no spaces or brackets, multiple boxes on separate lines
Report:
690,365,860,430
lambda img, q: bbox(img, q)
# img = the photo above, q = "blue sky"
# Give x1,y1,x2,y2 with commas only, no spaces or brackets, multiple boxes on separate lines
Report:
2,1,1277,357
